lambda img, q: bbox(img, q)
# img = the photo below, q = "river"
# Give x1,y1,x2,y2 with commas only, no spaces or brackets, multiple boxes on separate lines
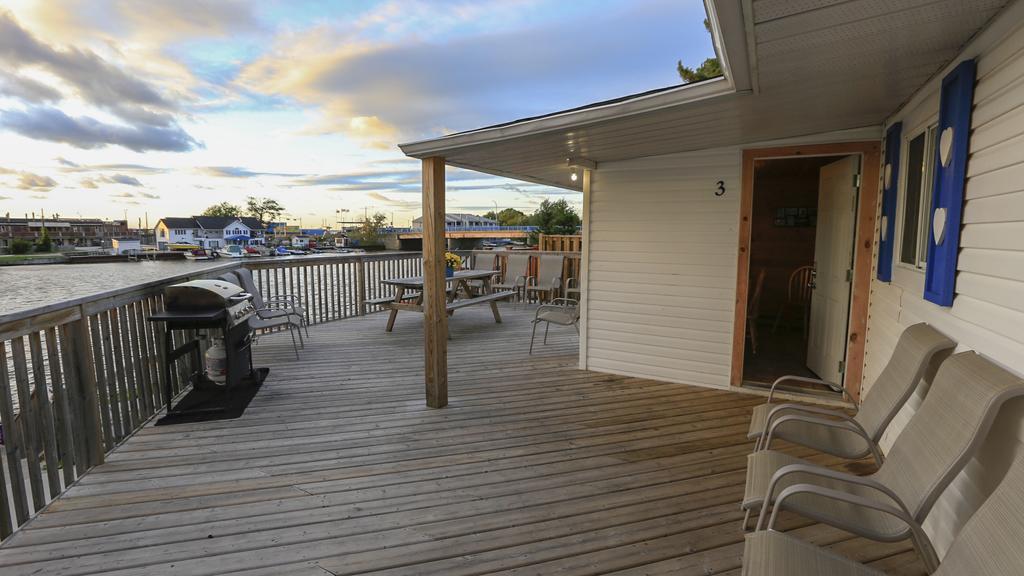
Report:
0,259,232,317
0,254,362,317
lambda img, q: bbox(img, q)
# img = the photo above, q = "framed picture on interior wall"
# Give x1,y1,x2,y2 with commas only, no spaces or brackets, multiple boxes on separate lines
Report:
796,207,809,226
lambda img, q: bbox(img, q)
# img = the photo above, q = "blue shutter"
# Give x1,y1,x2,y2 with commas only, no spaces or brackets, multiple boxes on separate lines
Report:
924,59,976,307
877,122,902,281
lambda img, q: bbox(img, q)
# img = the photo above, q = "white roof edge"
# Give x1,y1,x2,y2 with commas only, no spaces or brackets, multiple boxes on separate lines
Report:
706,0,753,93
399,78,737,158
399,2,749,159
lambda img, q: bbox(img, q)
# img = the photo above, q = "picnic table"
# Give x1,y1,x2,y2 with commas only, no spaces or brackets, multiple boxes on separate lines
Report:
375,269,516,332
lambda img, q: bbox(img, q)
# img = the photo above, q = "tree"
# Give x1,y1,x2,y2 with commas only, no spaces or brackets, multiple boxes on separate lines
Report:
677,19,722,83
246,196,285,226
202,202,242,217
349,212,389,246
528,199,581,241
35,227,52,253
485,208,529,227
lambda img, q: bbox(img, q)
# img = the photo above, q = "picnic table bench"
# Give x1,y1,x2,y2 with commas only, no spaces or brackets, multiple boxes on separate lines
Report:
378,269,515,332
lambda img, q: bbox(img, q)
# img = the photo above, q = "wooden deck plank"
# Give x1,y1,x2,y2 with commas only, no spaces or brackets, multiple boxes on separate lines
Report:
0,305,925,575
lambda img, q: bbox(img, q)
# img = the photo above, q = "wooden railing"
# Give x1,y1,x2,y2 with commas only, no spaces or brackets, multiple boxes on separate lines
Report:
0,261,239,539
537,234,582,252
245,252,424,322
0,252,423,540
0,250,586,538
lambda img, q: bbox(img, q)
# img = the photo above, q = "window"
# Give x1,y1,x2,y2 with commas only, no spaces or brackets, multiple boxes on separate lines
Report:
899,125,937,269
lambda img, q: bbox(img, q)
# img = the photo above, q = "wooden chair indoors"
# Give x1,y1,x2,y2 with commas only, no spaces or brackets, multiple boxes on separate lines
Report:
747,268,767,355
772,265,814,339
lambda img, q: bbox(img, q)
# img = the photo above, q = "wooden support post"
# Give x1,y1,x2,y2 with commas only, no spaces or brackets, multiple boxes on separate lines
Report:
421,157,448,408
579,169,592,370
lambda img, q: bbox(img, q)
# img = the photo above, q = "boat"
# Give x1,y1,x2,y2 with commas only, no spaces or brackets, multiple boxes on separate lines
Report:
184,248,216,260
215,245,247,258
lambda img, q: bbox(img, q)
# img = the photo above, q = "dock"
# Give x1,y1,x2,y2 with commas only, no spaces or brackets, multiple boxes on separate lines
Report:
0,304,923,575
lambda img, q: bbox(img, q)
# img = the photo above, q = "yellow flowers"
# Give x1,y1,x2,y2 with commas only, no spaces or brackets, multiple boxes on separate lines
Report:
444,252,462,270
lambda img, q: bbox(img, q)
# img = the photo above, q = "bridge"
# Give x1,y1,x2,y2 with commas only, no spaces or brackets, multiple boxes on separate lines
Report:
391,225,536,240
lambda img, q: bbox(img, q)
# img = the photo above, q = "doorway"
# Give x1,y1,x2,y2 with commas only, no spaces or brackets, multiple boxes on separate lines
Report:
731,142,881,403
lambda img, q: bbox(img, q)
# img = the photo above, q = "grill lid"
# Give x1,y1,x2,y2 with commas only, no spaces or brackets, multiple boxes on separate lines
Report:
165,279,248,311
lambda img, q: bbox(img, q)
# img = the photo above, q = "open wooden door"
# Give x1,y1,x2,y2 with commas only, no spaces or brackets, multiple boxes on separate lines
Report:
807,155,860,385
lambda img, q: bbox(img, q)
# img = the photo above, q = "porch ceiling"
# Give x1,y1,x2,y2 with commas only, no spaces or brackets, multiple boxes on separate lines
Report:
399,0,1008,189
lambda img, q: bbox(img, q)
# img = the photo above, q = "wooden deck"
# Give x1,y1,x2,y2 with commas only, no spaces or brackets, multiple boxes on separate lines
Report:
0,305,923,575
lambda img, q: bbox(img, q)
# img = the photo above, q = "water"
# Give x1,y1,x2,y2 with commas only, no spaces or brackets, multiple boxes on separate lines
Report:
0,254,356,317
0,260,231,317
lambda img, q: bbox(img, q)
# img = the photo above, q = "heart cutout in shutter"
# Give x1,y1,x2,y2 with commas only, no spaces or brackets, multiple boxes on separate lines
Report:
939,127,954,167
933,207,948,245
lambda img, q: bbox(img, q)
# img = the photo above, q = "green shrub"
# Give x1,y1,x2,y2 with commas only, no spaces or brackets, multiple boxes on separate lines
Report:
10,239,31,254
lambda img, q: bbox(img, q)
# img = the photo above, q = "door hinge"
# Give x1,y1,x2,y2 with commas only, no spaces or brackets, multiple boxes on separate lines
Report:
846,269,853,282
853,173,862,189
838,360,846,374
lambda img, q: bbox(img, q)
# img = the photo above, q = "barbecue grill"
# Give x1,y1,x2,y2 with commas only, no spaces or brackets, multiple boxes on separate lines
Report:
149,278,265,418
164,279,256,327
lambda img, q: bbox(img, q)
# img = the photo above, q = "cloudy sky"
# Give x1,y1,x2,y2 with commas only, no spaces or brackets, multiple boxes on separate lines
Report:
0,0,714,228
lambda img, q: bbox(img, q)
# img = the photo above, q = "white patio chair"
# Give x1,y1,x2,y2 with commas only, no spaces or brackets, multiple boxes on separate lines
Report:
493,253,531,303
525,254,564,303
743,450,1024,575
748,323,956,464
218,272,303,359
465,251,500,293
232,267,309,338
530,298,579,354
741,351,1024,570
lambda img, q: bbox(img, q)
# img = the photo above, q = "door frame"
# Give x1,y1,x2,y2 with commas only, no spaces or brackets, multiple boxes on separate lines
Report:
731,141,881,402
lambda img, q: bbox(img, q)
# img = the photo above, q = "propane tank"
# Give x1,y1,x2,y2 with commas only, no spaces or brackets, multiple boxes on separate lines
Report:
204,337,227,384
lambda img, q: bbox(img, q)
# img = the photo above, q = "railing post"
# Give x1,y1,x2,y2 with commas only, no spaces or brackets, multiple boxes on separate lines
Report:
70,310,104,468
356,257,367,316
0,341,29,528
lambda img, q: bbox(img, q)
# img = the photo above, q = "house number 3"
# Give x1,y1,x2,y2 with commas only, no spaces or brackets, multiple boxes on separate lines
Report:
715,181,726,196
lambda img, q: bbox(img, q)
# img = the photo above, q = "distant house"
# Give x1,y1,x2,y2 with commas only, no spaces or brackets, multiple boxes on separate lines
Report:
154,216,265,250
110,238,142,255
0,216,128,252
411,213,497,230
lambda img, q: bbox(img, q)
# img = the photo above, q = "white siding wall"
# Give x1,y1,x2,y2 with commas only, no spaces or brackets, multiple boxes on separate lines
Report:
864,2,1024,558
582,126,880,387
585,148,741,388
